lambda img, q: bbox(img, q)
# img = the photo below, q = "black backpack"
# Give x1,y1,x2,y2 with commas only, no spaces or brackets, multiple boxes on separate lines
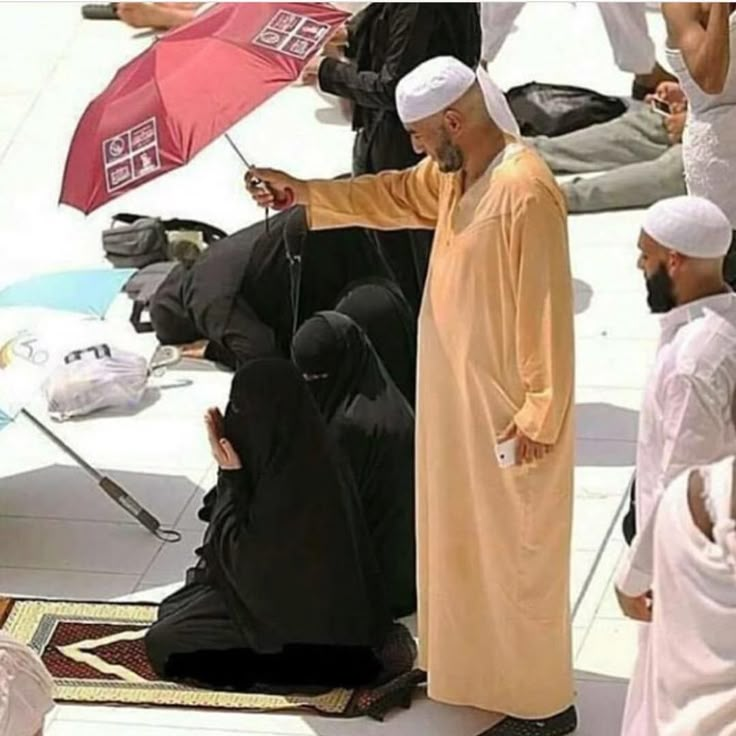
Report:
102,212,227,269
506,81,626,138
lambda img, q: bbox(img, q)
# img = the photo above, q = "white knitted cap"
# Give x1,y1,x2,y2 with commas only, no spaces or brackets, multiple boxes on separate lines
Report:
643,196,732,258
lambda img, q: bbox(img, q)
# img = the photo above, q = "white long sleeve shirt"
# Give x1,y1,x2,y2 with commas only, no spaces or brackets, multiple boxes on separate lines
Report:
617,292,736,596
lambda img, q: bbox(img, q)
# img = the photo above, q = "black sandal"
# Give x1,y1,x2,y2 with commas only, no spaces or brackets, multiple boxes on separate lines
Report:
477,705,578,735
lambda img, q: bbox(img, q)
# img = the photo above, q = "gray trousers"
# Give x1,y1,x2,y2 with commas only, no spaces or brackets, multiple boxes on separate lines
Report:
531,105,686,213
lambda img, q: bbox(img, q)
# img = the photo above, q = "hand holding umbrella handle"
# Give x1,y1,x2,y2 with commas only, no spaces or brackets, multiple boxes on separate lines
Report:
270,186,295,211
246,168,302,210
245,171,293,210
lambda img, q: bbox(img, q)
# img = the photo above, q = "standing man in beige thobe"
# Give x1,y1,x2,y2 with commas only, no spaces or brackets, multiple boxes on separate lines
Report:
247,57,577,736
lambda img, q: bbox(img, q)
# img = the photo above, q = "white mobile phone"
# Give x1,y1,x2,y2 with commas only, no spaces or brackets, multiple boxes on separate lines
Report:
495,437,518,468
650,96,671,116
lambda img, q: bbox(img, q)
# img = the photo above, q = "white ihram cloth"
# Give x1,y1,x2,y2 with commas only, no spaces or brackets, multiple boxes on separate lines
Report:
0,633,53,736
666,11,736,228
621,458,736,736
617,294,736,734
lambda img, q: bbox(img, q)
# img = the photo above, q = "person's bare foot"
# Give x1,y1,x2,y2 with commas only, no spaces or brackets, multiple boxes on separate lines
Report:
115,2,200,30
179,340,209,360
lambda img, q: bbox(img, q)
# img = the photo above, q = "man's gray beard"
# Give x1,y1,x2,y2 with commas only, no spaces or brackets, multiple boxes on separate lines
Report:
437,144,464,173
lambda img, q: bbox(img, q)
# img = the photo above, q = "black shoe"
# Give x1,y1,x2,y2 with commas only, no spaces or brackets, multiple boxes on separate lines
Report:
477,706,578,735
81,4,119,20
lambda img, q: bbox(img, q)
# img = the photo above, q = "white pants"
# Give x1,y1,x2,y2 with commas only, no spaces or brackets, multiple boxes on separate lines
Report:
480,2,656,74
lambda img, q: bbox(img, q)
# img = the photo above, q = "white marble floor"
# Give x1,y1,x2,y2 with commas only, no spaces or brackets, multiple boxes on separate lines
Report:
0,2,668,733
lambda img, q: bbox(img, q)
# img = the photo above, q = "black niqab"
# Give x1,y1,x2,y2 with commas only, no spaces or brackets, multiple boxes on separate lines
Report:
335,277,417,408
292,315,416,617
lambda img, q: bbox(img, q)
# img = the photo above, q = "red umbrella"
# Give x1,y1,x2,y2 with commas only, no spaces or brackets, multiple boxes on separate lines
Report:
60,2,348,214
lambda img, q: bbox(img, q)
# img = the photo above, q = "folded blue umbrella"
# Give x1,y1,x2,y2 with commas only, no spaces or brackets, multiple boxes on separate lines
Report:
0,269,135,317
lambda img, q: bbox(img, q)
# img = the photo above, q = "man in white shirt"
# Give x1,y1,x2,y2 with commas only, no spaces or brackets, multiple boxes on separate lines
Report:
615,196,736,731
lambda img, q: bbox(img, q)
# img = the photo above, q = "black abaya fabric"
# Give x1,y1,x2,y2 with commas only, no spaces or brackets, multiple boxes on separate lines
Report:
145,359,390,689
335,277,417,408
292,314,416,617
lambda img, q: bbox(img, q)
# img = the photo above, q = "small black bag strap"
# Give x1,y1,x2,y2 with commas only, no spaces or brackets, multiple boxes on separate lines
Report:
130,300,154,333
287,251,302,339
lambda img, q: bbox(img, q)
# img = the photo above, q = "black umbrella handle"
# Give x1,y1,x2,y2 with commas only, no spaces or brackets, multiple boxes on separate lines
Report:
100,477,181,542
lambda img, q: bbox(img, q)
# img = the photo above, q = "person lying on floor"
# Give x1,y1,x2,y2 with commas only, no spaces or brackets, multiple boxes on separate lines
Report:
292,312,417,619
529,81,687,213
334,277,417,409
145,358,408,691
149,207,391,370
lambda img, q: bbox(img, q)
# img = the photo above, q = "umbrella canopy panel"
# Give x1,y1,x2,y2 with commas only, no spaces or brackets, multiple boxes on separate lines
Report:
60,2,348,213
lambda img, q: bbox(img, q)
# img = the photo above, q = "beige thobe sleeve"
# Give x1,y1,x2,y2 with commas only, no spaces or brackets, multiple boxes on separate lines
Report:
306,157,441,231
510,186,574,445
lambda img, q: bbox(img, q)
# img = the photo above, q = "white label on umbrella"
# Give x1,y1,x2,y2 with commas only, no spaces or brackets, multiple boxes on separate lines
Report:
102,117,161,193
252,11,329,60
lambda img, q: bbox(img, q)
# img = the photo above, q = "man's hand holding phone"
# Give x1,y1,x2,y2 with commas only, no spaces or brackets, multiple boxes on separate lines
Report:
496,424,553,467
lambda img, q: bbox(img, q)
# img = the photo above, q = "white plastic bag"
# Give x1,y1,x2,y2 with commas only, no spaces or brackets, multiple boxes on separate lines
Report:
44,344,149,421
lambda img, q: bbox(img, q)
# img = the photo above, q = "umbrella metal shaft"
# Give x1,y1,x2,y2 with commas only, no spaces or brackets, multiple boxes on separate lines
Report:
224,133,253,169
225,133,271,232
21,409,180,543
22,409,101,480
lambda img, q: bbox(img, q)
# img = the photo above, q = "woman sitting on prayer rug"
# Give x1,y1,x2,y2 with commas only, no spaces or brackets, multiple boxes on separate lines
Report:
292,313,416,619
0,633,54,736
334,277,417,409
145,359,408,691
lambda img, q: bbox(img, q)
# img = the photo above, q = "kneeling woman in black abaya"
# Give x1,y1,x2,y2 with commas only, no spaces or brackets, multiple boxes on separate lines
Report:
145,358,394,691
